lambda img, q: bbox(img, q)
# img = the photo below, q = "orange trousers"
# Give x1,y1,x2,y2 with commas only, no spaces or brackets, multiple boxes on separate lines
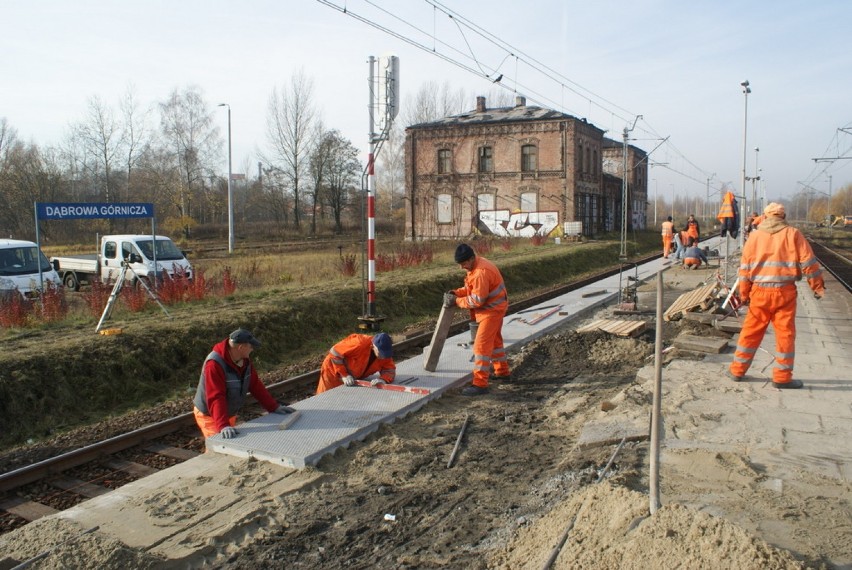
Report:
193,406,236,439
662,236,672,257
730,285,797,383
472,311,510,388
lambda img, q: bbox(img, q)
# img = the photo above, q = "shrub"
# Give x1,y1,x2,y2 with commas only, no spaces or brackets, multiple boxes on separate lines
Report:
337,254,358,277
38,282,68,323
82,279,112,318
186,267,207,301
121,285,148,312
530,234,547,246
0,291,33,328
222,266,237,295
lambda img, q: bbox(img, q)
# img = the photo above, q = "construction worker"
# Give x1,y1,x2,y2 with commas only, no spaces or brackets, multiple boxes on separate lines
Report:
661,216,674,258
444,243,510,396
682,237,708,269
728,203,825,389
672,228,687,260
193,329,296,441
717,191,739,238
684,214,700,243
316,332,395,394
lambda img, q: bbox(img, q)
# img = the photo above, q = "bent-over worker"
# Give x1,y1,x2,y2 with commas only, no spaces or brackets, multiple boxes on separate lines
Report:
728,202,824,389
193,328,295,441
444,243,511,396
316,333,396,394
682,237,708,269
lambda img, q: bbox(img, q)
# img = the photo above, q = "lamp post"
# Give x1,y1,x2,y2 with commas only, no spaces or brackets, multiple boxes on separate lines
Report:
218,103,234,254
828,174,833,234
670,184,675,219
652,178,657,226
738,80,751,248
751,147,759,210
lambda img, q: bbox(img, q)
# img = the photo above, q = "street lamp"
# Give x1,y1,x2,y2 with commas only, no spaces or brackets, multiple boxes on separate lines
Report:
218,103,234,254
828,174,833,234
738,80,751,248
652,178,657,226
670,183,675,219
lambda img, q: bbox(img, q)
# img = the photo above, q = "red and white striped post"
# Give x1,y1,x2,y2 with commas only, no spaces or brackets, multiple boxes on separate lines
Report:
366,149,377,318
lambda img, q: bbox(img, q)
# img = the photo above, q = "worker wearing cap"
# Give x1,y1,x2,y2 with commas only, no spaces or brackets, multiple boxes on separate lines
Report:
661,216,674,258
193,328,295,441
717,191,739,239
444,243,510,396
316,333,396,394
728,203,825,389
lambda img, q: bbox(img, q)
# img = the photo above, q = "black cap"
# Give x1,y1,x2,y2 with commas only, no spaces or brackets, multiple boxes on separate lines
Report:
229,328,261,348
454,243,475,263
372,332,393,359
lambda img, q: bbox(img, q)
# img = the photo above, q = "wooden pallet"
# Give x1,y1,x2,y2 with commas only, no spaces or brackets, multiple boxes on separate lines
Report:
663,283,719,321
576,318,646,337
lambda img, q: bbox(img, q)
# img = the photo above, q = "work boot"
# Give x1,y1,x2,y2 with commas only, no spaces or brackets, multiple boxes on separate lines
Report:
462,385,489,396
491,373,512,382
773,379,804,390
726,370,743,382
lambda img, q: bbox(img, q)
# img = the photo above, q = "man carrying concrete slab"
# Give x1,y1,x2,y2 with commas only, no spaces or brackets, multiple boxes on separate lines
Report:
444,244,511,396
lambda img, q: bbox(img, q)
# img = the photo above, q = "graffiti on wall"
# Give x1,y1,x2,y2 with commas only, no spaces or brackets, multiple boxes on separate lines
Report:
477,210,560,237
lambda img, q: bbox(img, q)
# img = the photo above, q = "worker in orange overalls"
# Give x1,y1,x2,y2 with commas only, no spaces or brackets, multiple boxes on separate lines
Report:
684,214,700,242
717,191,739,238
661,216,674,258
444,243,510,396
316,333,396,394
728,203,825,389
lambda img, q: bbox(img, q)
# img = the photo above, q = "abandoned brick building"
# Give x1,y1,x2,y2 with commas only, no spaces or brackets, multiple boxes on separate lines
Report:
403,96,647,240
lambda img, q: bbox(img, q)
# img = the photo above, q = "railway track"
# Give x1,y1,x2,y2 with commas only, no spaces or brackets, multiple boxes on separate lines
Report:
2,239,847,537
807,238,852,293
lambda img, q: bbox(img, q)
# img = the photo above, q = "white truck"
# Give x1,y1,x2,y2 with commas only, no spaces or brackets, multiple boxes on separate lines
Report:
0,239,63,299
51,234,193,291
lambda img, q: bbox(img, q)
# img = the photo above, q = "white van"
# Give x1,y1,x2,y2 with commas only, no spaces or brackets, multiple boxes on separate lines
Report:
0,239,63,298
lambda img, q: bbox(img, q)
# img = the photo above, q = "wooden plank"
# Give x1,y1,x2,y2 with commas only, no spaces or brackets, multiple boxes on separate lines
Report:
276,410,302,431
672,334,730,354
102,458,158,478
576,319,645,337
714,316,744,333
423,305,456,372
142,443,201,461
577,418,649,450
0,497,58,521
682,312,718,324
50,476,111,499
663,283,718,321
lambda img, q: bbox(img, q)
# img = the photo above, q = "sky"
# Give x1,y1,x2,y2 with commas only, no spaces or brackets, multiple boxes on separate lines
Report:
2,0,851,210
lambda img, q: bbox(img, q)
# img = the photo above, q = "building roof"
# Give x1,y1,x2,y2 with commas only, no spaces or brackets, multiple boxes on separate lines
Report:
407,102,602,131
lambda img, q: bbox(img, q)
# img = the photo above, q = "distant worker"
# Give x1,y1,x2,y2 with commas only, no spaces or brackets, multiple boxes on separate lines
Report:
717,191,739,239
728,203,824,389
672,228,687,260
682,237,708,269
661,216,674,258
444,243,510,396
193,329,296,441
684,214,701,242
316,333,396,394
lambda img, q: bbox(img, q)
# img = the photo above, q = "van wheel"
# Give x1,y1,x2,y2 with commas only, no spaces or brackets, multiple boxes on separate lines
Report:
63,272,80,291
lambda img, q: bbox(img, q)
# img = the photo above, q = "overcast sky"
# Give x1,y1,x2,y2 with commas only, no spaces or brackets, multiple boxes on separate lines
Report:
3,0,851,208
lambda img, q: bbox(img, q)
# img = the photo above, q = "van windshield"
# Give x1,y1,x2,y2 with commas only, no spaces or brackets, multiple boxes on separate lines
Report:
136,239,185,261
0,247,52,277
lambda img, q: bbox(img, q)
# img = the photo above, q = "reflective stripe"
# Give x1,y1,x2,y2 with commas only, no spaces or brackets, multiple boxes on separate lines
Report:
733,355,754,364
777,351,795,359
474,363,490,371
752,275,797,283
475,354,493,363
755,282,793,288
736,346,757,354
775,362,794,371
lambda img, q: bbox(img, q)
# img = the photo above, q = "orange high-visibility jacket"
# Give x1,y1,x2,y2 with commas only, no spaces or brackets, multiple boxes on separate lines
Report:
661,221,673,237
322,334,396,383
737,221,825,301
717,192,736,220
453,256,508,316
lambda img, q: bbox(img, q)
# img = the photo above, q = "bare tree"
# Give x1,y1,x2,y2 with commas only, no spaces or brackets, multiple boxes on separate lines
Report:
74,95,123,205
402,80,468,126
119,84,151,203
322,132,360,233
266,69,317,230
158,86,222,237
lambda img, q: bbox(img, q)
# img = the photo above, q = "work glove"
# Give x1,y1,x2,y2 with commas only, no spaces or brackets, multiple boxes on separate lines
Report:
443,291,457,308
220,426,238,439
274,405,296,414
370,378,386,387
342,375,356,387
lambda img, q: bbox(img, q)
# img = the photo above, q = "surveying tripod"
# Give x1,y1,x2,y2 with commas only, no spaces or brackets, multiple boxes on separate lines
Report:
95,255,171,333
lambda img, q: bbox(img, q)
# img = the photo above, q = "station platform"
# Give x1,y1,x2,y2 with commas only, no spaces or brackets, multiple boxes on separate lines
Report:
205,239,719,469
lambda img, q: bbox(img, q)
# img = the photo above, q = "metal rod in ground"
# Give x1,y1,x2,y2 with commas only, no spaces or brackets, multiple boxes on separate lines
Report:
446,414,470,468
650,269,664,514
541,437,627,570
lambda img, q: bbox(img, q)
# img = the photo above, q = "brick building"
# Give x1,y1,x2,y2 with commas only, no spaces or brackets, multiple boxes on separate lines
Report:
601,138,649,231
403,96,647,240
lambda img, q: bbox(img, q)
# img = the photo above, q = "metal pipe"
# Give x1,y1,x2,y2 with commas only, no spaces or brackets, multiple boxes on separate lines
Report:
446,414,470,468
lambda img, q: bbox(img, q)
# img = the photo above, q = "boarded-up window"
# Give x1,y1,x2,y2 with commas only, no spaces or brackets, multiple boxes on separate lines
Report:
520,192,537,212
478,146,493,172
438,149,452,174
437,193,453,223
521,144,537,172
477,193,495,211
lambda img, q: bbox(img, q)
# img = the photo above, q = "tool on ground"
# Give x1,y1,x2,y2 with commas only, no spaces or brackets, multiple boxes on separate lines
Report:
423,304,456,371
397,376,419,385
581,290,608,298
354,380,431,395
277,410,302,430
446,414,470,468
516,304,561,314
522,304,563,325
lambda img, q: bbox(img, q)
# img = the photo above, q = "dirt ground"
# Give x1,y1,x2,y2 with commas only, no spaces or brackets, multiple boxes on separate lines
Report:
2,269,847,569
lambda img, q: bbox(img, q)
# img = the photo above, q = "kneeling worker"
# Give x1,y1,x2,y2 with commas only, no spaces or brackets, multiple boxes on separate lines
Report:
682,237,708,269
316,332,396,394
193,328,296,441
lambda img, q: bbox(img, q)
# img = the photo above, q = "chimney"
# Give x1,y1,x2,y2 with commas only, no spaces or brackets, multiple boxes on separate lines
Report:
515,96,526,107
476,96,486,113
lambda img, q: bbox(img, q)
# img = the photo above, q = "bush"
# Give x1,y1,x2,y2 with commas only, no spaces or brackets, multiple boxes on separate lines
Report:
222,266,237,295
0,292,33,328
337,254,358,277
38,282,68,323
